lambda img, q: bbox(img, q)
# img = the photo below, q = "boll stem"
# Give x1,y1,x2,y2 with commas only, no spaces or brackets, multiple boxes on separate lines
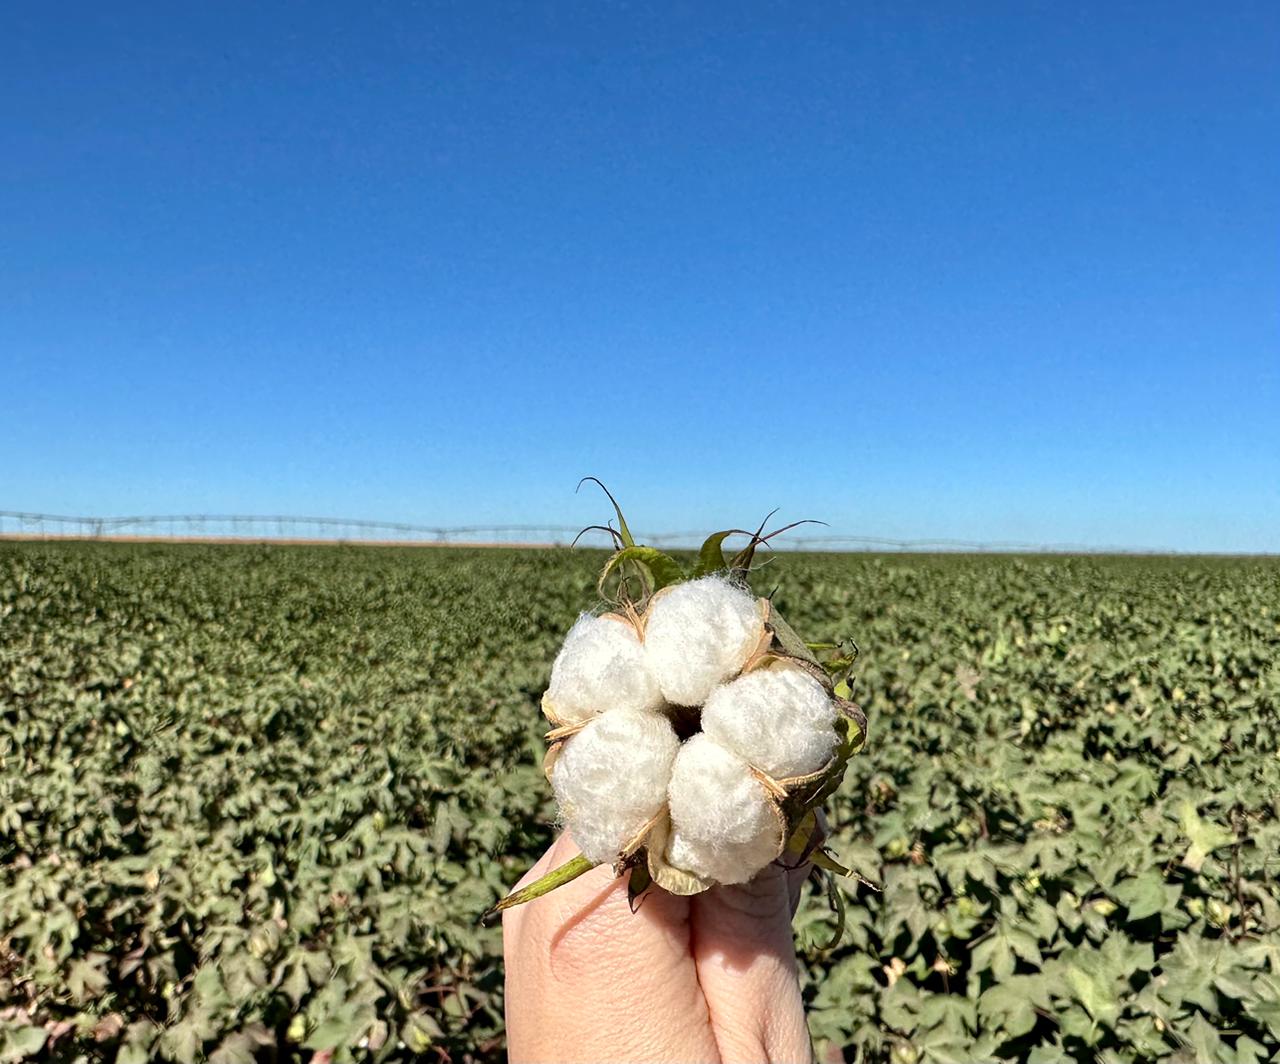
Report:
480,852,597,925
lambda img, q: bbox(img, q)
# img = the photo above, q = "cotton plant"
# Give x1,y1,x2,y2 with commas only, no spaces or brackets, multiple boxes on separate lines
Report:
484,482,866,921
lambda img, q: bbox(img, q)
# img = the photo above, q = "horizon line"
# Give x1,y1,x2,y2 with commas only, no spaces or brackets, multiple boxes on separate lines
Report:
1,509,1274,557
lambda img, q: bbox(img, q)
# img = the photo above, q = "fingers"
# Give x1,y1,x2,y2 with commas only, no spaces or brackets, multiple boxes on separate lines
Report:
691,865,814,1064
502,834,721,1063
502,833,818,1063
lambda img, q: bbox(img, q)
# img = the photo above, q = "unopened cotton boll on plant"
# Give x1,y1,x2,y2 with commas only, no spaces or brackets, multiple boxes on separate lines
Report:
483,480,868,932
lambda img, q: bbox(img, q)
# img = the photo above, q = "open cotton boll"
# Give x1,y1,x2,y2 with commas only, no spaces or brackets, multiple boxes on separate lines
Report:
702,664,839,780
665,734,781,884
551,710,680,865
544,613,664,723
642,576,761,707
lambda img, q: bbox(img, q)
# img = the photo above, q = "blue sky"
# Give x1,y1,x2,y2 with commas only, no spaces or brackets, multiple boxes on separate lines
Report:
3,3,1277,551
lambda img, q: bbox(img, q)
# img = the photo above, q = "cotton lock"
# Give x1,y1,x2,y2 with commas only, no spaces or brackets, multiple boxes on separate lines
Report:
642,575,763,707
701,663,840,780
550,709,680,865
543,612,663,723
664,734,783,885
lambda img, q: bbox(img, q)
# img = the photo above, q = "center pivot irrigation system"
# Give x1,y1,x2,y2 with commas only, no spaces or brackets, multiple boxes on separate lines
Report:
0,510,1175,554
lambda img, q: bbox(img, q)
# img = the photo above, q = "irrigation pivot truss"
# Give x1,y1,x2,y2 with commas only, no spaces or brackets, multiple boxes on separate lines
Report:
0,510,1186,555
0,511,592,547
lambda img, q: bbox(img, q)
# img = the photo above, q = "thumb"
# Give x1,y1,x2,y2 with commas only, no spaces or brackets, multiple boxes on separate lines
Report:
691,864,814,1064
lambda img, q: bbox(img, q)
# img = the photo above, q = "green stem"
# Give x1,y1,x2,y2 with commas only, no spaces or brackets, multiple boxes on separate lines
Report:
479,853,596,925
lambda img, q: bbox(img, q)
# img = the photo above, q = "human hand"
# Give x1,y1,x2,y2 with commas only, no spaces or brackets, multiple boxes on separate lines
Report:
502,831,815,1063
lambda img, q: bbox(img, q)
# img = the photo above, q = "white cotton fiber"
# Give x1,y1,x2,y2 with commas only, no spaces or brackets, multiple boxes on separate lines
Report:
551,710,680,865
702,664,839,780
544,613,664,723
664,734,781,885
642,576,761,707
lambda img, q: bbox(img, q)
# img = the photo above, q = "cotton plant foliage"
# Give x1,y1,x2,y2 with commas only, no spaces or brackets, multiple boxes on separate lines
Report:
485,486,867,919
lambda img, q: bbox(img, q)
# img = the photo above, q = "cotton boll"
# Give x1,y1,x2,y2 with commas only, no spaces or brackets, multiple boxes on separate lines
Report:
702,665,839,780
544,613,664,723
643,576,762,707
665,735,781,885
551,710,680,865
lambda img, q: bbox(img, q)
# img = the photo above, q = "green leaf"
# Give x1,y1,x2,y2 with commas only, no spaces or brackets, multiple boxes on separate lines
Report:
0,1028,48,1062
281,958,310,1006
1244,983,1280,1042
1006,926,1043,968
1178,801,1235,873
972,934,1015,981
304,1015,360,1052
1063,961,1120,1027
209,1032,263,1064
1027,1043,1069,1064
1182,1013,1223,1060
978,981,1038,1039
158,1021,202,1064
400,1013,442,1054
67,953,110,1002
917,992,975,1034
1233,1034,1268,1064
1112,872,1166,921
